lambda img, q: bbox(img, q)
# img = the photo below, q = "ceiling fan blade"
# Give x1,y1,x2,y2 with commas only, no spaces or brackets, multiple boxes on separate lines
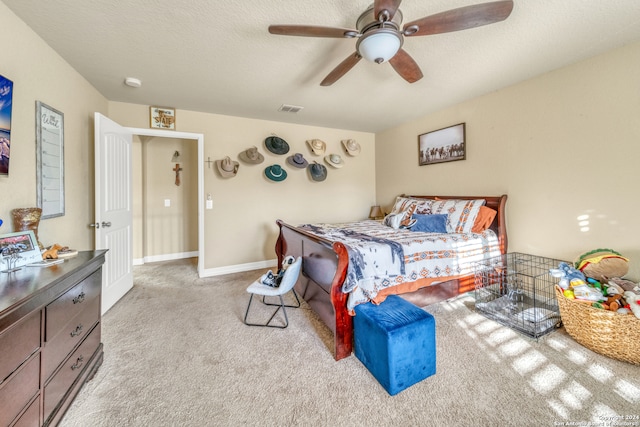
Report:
269,25,357,38
374,0,402,21
389,49,423,83
320,53,362,86
404,1,514,37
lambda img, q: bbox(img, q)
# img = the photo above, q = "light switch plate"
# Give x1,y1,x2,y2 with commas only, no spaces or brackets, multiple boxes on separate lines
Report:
164,199,171,207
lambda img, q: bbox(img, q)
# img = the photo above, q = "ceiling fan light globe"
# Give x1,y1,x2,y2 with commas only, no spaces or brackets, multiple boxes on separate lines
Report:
356,29,402,63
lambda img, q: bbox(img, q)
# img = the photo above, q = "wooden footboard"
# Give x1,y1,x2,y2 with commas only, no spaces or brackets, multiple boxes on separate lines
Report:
276,220,353,360
275,194,507,361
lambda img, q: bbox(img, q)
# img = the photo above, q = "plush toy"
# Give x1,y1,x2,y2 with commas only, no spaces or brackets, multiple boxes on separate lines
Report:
550,262,605,301
606,294,623,312
575,249,629,282
42,244,63,259
550,262,587,290
608,277,640,295
623,291,640,319
259,255,295,287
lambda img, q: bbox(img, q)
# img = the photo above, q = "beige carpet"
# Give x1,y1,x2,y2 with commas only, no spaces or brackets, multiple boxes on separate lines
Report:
59,258,640,426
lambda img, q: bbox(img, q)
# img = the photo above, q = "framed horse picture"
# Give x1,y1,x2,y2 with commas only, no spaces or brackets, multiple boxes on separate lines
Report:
418,123,466,166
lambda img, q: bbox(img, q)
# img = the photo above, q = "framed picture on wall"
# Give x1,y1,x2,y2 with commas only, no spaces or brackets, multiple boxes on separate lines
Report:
36,101,65,219
0,74,13,176
150,106,176,130
418,123,466,166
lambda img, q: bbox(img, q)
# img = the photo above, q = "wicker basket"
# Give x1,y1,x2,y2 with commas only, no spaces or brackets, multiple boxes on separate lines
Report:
555,286,640,365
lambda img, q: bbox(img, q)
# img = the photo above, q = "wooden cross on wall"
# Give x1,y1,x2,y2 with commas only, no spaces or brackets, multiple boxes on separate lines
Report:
173,163,183,186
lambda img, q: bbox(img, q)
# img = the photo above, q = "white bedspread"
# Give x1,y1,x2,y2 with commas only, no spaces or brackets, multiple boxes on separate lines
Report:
301,220,501,311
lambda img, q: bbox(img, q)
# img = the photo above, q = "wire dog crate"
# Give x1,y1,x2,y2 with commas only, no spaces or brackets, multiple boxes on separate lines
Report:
474,253,565,339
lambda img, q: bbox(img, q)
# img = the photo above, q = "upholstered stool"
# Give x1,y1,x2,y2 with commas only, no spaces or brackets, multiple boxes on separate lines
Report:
353,295,436,396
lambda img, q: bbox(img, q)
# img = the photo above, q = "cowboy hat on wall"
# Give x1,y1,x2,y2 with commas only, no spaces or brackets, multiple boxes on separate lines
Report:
216,156,239,178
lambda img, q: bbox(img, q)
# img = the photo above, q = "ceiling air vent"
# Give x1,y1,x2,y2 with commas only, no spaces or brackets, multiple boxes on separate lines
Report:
278,104,304,113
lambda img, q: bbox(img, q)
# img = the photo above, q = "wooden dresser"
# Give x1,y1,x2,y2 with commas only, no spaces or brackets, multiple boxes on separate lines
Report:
0,250,106,427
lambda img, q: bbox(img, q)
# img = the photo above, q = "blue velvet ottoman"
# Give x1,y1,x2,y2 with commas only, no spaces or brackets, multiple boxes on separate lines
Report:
353,295,436,396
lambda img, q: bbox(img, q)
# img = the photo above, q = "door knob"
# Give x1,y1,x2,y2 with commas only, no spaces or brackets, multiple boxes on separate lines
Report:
101,221,112,228
89,223,100,229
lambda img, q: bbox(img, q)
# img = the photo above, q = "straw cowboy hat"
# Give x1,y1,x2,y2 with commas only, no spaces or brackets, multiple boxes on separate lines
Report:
306,139,326,156
216,156,239,178
239,146,264,164
286,153,308,169
264,164,287,182
324,153,345,168
341,139,361,156
265,136,290,155
308,162,327,182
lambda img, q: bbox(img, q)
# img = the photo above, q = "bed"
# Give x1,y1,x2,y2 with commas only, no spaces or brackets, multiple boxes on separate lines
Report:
275,194,508,360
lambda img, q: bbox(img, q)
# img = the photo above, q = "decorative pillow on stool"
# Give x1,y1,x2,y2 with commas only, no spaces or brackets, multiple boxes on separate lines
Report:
353,295,436,396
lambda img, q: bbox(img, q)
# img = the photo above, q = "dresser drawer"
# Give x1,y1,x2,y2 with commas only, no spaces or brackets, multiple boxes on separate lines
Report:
0,353,40,427
42,295,100,381
12,395,40,427
45,270,101,342
0,310,40,385
44,322,101,423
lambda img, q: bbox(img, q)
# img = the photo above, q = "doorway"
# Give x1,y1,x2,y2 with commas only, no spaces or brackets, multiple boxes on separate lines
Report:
95,114,205,314
127,127,205,275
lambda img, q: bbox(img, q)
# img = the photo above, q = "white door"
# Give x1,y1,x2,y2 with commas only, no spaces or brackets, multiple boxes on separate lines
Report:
94,113,133,314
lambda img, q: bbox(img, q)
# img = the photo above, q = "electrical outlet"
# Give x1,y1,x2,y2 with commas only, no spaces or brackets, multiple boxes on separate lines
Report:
164,199,171,207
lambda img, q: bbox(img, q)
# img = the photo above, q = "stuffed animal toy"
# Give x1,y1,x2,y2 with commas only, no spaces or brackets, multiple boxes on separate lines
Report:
575,249,629,282
550,262,588,290
550,262,605,301
608,277,640,295
623,291,640,319
42,244,63,259
259,255,295,287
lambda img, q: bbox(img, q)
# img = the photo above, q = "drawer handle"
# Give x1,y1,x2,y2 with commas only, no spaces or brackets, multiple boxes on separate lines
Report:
71,355,84,371
73,292,86,304
70,324,83,337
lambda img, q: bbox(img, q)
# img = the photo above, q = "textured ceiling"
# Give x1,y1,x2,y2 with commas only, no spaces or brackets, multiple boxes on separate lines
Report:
3,0,640,132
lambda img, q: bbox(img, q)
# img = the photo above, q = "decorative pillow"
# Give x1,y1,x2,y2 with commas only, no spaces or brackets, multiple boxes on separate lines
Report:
409,214,448,233
471,206,497,233
429,199,485,233
399,204,416,227
413,199,434,215
390,196,417,215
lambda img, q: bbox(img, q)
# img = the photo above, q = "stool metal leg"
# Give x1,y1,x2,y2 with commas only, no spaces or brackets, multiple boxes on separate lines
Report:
243,290,300,329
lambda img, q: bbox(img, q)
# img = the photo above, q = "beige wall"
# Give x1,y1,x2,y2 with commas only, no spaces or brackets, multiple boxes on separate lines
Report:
132,136,198,260
0,3,108,250
108,102,376,270
376,41,640,280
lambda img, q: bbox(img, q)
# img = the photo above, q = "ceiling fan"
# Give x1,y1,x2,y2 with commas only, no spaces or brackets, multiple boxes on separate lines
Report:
269,0,514,86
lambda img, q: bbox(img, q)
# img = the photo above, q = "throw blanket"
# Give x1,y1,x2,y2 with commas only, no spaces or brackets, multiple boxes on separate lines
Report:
301,220,501,311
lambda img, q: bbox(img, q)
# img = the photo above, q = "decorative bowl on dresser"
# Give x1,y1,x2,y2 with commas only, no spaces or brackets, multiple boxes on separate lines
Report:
0,250,107,427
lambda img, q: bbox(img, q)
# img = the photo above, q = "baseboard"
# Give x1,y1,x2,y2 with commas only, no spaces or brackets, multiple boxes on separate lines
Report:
134,251,199,266
199,259,277,278
133,254,276,277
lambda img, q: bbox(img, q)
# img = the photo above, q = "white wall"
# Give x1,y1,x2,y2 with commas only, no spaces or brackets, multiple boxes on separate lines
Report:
376,41,640,280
